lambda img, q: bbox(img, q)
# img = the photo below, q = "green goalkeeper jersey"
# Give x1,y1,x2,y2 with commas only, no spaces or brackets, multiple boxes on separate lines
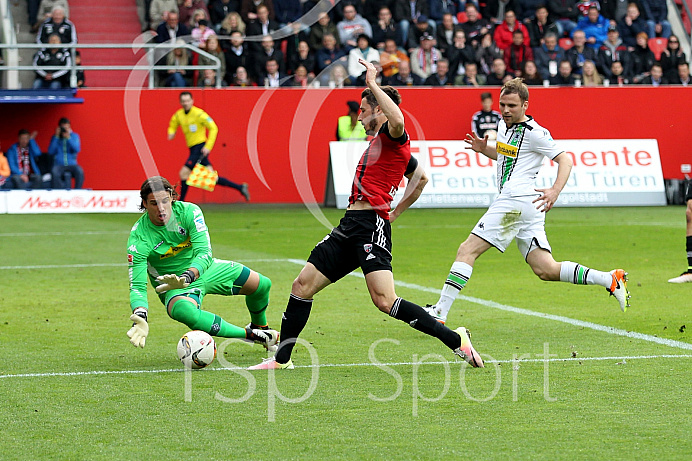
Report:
127,200,213,311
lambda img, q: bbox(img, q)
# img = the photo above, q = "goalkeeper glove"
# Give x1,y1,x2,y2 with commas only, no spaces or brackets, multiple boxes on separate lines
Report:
127,307,149,348
155,269,196,293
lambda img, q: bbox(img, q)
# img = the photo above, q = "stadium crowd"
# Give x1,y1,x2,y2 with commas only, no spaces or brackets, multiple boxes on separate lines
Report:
25,0,691,89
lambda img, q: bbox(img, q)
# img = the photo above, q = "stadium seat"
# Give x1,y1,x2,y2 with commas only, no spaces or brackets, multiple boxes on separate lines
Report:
559,37,574,50
648,37,668,60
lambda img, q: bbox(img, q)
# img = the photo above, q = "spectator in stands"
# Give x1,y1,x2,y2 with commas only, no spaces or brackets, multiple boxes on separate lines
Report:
429,0,459,24
179,0,210,28
347,35,380,79
336,101,367,141
327,62,355,87
547,0,579,37
192,19,216,49
618,2,648,48
289,40,316,76
517,0,547,21
254,35,285,78
7,129,43,190
360,0,392,25
309,12,340,52
163,40,191,87
669,62,691,86
372,7,401,50
581,59,603,85
338,4,373,51
406,14,435,52
262,57,286,87
316,33,346,73
482,0,520,25
32,33,72,89
660,35,686,80
230,66,257,86
246,5,280,52
609,60,631,84
49,117,83,189
639,62,666,85
486,57,513,85
549,59,577,85
521,59,544,85
274,0,302,27
526,5,559,49
504,29,534,77
476,32,503,76
210,0,238,29
598,25,631,78
150,0,179,30
630,32,655,83
380,38,409,79
199,35,226,83
410,33,442,80
74,50,85,88
241,0,275,23
37,6,76,44
0,149,9,190
534,32,565,79
566,29,599,75
225,31,254,81
458,62,487,86
600,0,628,22
423,58,451,86
574,5,608,49
460,3,491,48
393,0,431,50
155,12,190,43
436,13,458,56
448,29,476,80
640,0,671,39
198,68,226,87
282,64,313,87
220,12,246,37
575,0,600,16
35,0,70,33
284,23,310,68
384,59,423,86
493,10,530,50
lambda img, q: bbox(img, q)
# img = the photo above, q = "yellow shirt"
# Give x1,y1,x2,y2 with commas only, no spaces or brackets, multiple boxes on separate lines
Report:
168,106,218,150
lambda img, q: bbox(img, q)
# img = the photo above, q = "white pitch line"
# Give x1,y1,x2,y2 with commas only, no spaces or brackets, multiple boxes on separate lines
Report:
0,259,294,270
1,354,690,379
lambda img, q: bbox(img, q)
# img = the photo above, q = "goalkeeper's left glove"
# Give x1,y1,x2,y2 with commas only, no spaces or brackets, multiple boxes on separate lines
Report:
155,270,196,293
127,307,149,348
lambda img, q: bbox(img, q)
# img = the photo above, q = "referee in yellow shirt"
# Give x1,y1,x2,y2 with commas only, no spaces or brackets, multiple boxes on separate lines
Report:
168,91,250,201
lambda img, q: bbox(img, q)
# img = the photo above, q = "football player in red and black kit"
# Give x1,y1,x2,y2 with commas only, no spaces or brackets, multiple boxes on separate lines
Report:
249,59,483,370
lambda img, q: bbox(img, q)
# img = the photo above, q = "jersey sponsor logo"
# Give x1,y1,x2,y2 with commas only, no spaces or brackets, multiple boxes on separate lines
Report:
363,243,373,253
161,236,192,259
496,142,518,158
194,215,207,232
128,254,133,266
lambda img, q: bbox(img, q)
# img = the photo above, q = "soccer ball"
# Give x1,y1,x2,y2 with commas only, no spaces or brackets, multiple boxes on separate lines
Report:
177,330,216,369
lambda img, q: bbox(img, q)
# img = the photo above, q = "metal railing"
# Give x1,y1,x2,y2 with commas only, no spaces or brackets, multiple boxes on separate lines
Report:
0,42,222,89
0,0,20,89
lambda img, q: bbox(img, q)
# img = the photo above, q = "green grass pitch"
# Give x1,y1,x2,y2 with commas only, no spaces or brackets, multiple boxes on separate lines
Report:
1,206,690,460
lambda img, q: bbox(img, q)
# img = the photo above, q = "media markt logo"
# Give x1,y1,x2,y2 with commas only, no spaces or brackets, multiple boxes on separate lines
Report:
21,195,130,209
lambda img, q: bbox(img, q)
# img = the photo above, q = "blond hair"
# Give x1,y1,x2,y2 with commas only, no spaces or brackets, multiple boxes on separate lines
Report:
501,77,529,102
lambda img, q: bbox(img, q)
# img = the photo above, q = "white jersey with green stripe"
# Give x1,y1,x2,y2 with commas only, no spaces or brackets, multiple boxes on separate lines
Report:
494,116,563,196
127,201,213,310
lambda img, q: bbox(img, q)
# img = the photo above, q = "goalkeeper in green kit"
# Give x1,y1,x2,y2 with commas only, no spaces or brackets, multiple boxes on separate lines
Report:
126,176,278,350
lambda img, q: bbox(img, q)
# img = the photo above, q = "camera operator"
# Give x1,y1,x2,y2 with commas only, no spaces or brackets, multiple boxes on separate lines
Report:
49,117,83,189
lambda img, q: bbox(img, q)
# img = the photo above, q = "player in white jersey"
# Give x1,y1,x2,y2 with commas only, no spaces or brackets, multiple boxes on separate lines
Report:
424,78,630,325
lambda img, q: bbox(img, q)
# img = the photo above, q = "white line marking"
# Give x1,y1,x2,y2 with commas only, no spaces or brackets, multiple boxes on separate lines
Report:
0,259,294,270
1,354,690,379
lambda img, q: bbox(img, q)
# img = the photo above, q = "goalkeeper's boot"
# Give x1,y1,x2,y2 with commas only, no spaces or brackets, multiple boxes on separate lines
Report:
245,323,279,352
607,269,630,312
247,356,294,370
422,304,446,324
452,327,484,368
244,327,279,351
668,271,692,283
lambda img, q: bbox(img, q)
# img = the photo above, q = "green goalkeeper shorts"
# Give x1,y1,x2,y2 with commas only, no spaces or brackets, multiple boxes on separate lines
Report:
157,258,251,307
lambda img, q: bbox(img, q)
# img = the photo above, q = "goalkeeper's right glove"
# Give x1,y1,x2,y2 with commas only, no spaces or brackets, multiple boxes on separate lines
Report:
127,307,149,348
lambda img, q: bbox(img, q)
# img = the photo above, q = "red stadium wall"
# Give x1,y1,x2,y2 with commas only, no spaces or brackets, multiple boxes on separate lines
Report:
1,87,689,204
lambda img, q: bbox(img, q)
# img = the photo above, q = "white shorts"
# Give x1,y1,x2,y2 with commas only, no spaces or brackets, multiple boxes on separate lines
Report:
471,194,551,259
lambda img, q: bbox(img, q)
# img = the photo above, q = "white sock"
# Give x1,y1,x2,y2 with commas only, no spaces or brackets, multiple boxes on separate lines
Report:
437,261,473,318
559,261,611,287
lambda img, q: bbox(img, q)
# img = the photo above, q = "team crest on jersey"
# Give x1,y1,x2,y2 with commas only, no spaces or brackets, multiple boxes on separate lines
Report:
364,243,373,253
177,226,186,235
496,142,518,158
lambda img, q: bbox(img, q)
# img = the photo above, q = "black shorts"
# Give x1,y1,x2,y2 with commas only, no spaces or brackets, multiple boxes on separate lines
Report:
307,210,393,283
184,143,212,170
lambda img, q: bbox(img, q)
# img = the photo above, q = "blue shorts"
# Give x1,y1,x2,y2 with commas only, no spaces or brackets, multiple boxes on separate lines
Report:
184,143,212,170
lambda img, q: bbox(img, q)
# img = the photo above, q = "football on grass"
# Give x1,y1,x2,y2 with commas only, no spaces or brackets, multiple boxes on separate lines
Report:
177,330,216,369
